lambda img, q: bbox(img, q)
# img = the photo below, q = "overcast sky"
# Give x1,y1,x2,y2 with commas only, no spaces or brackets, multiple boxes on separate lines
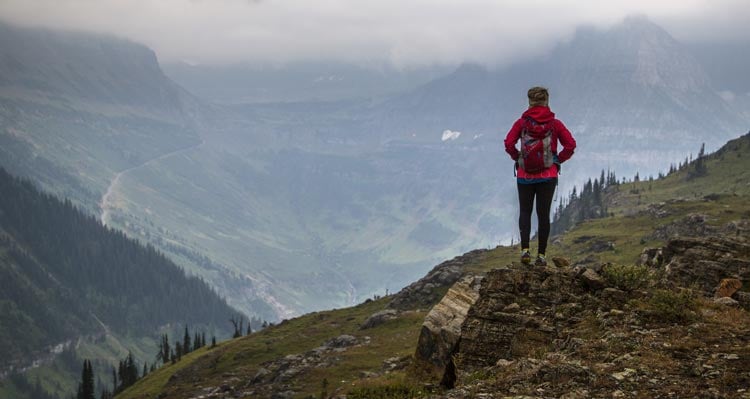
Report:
1,0,748,68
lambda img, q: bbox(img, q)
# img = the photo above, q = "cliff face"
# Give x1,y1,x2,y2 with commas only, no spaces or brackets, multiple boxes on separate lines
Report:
417,231,750,398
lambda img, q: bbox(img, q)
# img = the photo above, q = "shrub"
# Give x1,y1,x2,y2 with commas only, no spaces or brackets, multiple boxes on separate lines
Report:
601,264,651,291
647,289,699,323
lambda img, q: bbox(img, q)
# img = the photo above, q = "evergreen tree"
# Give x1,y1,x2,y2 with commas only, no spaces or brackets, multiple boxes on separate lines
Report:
158,334,170,365
230,316,242,338
111,366,118,394
183,326,191,355
77,360,95,399
246,323,252,336
690,142,708,179
193,332,201,351
175,340,183,361
202,332,206,348
211,336,217,348
116,352,139,392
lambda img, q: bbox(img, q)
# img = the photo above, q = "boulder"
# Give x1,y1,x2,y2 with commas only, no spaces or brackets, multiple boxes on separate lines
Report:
661,236,750,294
578,268,606,291
414,274,484,368
714,278,742,298
713,297,740,306
455,266,582,373
360,309,398,330
552,257,571,268
325,335,357,348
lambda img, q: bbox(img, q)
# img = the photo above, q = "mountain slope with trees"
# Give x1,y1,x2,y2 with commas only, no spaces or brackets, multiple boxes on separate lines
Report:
0,167,237,397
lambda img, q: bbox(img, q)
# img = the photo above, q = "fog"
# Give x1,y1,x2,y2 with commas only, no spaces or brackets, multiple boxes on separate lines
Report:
1,0,748,68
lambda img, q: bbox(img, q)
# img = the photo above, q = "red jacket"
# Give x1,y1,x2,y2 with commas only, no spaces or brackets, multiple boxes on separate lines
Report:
504,106,576,179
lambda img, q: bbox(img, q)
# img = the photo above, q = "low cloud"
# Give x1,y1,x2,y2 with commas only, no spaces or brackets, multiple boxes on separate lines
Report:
0,0,747,68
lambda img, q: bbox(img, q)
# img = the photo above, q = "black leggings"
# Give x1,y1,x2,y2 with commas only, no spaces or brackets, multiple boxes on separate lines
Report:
517,179,557,254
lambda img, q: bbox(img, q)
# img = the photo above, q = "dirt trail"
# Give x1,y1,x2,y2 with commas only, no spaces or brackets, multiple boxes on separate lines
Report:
99,140,205,225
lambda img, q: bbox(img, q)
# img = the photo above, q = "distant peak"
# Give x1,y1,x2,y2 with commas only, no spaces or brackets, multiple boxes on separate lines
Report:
623,13,654,25
618,14,672,36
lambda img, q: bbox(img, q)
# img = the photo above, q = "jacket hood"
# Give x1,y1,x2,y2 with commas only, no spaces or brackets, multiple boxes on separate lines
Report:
522,106,555,123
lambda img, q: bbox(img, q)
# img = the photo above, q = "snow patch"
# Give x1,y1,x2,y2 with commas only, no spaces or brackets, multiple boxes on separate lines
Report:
442,130,462,141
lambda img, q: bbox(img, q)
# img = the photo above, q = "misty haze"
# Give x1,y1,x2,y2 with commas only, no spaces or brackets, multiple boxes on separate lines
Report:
0,1,749,398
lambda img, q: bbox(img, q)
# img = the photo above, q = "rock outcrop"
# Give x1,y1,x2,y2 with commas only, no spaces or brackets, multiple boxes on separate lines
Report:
454,266,587,373
360,309,399,330
660,236,750,299
424,227,750,398
414,274,484,368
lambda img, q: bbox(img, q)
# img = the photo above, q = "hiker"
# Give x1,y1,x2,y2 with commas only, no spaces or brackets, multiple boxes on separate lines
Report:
504,87,576,266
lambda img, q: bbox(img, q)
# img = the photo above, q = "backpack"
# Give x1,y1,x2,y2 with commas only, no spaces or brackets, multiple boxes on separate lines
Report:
517,117,555,174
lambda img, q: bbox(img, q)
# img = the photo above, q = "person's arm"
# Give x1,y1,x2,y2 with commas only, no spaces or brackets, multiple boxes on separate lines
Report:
504,119,523,160
555,120,576,163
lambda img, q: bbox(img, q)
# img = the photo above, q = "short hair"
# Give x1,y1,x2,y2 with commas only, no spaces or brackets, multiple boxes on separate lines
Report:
528,86,549,107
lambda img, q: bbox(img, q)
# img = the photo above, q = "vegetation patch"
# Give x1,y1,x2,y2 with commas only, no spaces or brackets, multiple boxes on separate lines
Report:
347,383,428,399
601,264,651,291
641,289,700,323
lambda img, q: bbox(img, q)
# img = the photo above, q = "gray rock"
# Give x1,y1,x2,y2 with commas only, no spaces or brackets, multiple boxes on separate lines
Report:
414,274,483,368
661,236,750,295
360,309,398,330
271,391,295,399
579,268,606,291
325,334,358,348
251,368,270,384
602,287,627,303
713,297,740,306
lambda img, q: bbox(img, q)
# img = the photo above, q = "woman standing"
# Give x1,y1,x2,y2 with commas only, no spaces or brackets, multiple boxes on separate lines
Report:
504,87,576,266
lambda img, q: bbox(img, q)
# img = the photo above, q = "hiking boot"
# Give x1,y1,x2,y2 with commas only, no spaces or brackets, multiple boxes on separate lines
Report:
535,254,547,267
520,249,532,265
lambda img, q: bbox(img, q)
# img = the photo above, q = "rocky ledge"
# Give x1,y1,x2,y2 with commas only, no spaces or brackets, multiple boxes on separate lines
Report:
418,234,750,398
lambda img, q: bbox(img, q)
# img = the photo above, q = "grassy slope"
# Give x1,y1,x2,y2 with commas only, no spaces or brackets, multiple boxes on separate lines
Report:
120,297,427,398
118,133,750,398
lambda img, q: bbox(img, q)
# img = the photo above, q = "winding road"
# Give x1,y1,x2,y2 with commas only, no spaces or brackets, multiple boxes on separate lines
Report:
99,140,205,225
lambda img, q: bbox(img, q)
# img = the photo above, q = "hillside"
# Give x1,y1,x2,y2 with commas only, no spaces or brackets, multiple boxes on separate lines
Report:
117,133,750,398
0,168,237,398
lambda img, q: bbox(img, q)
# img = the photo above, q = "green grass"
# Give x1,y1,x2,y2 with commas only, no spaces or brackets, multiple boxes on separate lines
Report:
119,297,427,398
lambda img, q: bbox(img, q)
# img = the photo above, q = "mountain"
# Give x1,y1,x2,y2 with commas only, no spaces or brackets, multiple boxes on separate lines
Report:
371,16,748,184
2,16,748,326
0,21,281,321
0,21,202,209
118,132,750,398
0,168,237,398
